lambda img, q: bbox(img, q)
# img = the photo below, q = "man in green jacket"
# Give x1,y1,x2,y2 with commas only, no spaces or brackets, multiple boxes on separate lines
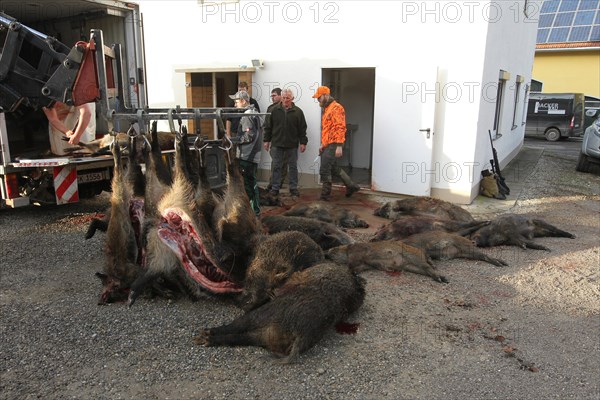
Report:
263,88,308,198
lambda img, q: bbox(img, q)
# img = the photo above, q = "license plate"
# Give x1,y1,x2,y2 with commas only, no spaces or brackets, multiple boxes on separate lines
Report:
78,170,108,184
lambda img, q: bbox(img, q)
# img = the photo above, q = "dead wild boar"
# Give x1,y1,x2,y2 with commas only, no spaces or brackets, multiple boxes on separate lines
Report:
85,215,109,240
210,139,263,283
401,231,508,266
240,231,324,311
85,126,164,240
261,215,355,250
259,186,283,207
283,202,369,229
374,196,475,222
75,130,176,158
471,214,576,251
326,241,448,283
371,216,489,242
194,262,365,363
142,123,173,220
148,121,174,187
128,133,241,306
96,139,142,304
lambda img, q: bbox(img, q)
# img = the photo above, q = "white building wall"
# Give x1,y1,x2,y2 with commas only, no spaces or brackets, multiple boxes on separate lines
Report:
431,1,541,201
476,1,541,175
138,0,539,203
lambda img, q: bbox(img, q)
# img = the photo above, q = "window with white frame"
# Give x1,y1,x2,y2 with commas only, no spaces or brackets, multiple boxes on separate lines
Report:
522,83,530,126
512,75,524,130
493,70,510,138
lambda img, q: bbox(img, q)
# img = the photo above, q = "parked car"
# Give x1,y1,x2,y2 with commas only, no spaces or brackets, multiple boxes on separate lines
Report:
576,116,600,173
584,95,600,129
525,92,585,141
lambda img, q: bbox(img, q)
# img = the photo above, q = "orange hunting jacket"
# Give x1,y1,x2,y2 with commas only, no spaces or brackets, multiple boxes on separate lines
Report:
321,100,346,147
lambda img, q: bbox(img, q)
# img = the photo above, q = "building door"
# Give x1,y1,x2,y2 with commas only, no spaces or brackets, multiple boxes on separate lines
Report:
321,68,375,188
371,66,438,196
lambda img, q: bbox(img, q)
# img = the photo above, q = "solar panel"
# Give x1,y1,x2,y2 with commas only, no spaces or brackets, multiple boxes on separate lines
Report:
575,10,596,24
538,28,551,42
570,25,592,40
554,12,575,26
538,0,600,43
549,27,570,42
542,0,560,13
559,1,579,12
539,13,555,27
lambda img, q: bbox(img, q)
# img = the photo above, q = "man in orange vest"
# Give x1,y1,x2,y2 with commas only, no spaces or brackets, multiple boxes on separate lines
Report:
313,86,360,201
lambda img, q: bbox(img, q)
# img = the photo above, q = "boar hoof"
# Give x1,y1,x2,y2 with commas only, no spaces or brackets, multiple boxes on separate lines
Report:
193,330,211,346
127,291,140,308
495,259,509,267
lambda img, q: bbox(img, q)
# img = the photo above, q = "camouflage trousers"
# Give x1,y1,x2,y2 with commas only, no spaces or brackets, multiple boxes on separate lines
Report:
238,159,261,216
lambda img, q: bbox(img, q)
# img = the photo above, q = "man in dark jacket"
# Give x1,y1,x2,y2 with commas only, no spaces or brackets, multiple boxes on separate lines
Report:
265,88,286,190
263,88,307,198
229,90,262,216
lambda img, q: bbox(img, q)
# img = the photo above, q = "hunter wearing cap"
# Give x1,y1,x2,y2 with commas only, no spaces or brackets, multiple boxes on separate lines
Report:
313,86,360,201
228,90,262,216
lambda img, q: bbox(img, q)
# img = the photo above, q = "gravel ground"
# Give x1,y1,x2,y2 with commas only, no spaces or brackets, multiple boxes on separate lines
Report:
1,146,599,400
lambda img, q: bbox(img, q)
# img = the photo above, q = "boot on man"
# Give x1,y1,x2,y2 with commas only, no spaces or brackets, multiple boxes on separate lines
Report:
320,181,332,201
340,170,360,198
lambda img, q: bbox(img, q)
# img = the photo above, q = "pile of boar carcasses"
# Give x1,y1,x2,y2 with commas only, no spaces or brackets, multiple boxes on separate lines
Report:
90,126,575,363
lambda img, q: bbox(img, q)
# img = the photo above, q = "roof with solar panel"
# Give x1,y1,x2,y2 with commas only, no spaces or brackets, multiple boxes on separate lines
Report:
537,0,600,49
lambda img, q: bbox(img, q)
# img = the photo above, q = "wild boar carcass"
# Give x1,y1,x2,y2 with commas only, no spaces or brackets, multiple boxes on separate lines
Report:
401,231,508,266
326,241,448,283
261,215,355,250
283,202,369,228
371,216,489,241
128,133,241,306
211,147,263,283
84,129,155,240
96,138,143,304
240,231,324,311
374,196,475,222
76,130,176,158
194,262,365,363
471,214,575,251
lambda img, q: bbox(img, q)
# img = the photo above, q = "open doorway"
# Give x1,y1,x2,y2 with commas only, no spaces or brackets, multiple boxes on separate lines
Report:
321,68,375,189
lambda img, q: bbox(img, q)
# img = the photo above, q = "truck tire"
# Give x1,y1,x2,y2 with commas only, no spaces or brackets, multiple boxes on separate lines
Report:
79,184,105,198
545,128,561,142
575,152,591,173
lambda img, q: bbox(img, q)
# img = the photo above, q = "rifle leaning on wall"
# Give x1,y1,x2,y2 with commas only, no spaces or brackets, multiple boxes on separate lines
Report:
488,130,510,197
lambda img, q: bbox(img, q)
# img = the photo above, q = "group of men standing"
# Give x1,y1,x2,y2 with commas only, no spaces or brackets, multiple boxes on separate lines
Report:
228,82,360,217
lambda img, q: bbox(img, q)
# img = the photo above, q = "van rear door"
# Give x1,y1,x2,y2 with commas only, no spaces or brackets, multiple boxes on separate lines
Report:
572,93,585,136
525,98,538,135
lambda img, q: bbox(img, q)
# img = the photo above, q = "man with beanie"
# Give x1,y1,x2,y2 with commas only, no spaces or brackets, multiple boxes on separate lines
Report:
313,86,360,201
228,90,262,216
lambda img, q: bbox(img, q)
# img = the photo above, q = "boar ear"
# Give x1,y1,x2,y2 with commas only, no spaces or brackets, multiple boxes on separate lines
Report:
95,272,109,284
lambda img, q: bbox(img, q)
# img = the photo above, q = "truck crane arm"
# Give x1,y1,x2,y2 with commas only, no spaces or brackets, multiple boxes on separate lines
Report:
0,11,101,112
